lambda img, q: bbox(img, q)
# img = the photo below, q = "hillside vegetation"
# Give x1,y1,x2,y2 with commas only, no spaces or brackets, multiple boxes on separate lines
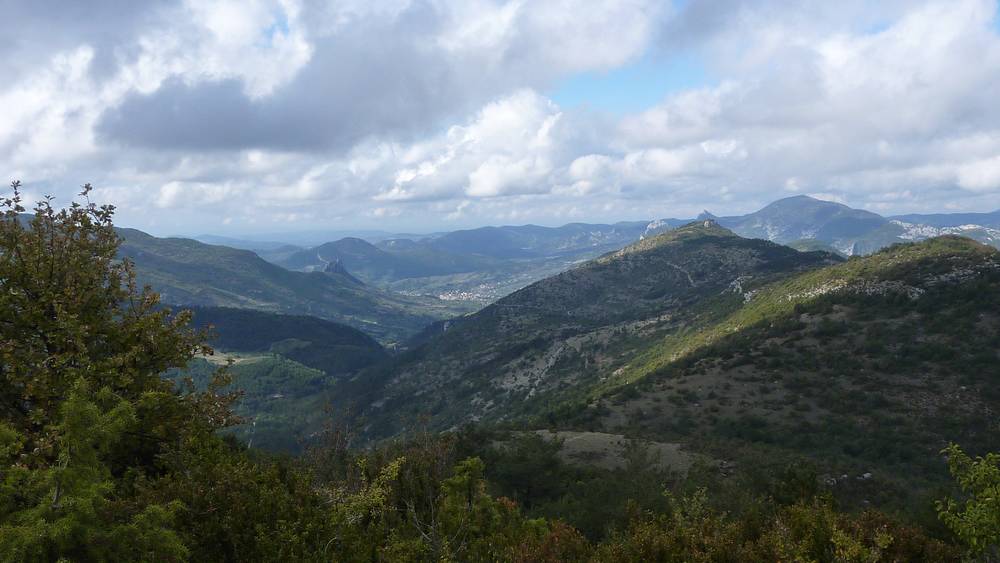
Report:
184,306,386,376
167,307,388,451
552,236,1000,511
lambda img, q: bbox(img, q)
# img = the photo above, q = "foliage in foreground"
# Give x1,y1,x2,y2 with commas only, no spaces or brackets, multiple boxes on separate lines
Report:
0,183,993,561
937,443,1000,559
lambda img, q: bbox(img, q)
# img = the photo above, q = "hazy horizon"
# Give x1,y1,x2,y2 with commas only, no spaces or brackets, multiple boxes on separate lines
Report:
115,194,1000,240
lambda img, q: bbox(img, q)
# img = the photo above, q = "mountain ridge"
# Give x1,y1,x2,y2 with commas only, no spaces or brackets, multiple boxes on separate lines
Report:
336,222,843,440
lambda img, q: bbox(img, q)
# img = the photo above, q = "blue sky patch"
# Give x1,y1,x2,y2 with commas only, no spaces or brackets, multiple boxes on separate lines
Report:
548,54,709,114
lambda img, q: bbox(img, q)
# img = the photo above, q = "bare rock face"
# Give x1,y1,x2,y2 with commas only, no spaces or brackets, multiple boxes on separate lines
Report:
324,258,364,285
323,258,346,274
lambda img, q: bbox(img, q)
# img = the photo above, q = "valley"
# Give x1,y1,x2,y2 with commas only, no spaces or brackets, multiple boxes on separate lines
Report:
118,227,475,345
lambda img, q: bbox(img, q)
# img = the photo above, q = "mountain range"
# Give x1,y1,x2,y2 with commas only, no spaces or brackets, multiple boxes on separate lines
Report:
112,198,1000,513
107,195,1000,349
644,195,1000,256
257,196,1000,305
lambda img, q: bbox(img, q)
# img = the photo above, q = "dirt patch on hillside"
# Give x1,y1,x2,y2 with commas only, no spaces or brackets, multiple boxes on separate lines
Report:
529,430,704,473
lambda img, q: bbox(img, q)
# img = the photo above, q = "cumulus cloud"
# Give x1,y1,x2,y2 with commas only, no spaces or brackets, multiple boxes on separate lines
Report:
376,90,564,201
609,0,1000,212
2,0,1000,234
958,156,1000,192
95,0,661,153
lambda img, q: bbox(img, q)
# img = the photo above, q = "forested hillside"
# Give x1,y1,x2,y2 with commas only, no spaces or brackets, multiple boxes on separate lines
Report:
185,306,386,375
564,236,1000,512
162,307,388,451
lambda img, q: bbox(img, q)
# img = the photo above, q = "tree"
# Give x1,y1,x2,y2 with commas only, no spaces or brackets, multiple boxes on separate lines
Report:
937,443,1000,558
0,182,235,560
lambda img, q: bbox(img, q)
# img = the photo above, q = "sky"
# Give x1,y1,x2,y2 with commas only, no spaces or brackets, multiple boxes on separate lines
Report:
3,0,1000,236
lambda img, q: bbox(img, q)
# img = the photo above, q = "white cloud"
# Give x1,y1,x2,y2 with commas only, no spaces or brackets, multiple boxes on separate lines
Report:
181,0,313,97
375,90,564,201
958,155,1000,192
0,46,99,166
156,181,240,208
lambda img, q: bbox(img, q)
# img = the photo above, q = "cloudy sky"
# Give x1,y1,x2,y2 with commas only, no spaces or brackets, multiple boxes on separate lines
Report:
4,0,1000,235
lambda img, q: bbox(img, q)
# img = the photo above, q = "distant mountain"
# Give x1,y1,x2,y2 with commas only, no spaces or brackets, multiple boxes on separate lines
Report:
282,222,653,272
198,229,436,248
645,195,1000,256
693,195,1000,255
189,198,1000,312
891,209,1000,228
890,220,1000,247
711,195,896,254
425,221,650,259
276,222,655,303
193,234,304,263
724,195,886,239
255,198,1000,311
279,236,492,281
193,234,299,252
118,228,471,344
